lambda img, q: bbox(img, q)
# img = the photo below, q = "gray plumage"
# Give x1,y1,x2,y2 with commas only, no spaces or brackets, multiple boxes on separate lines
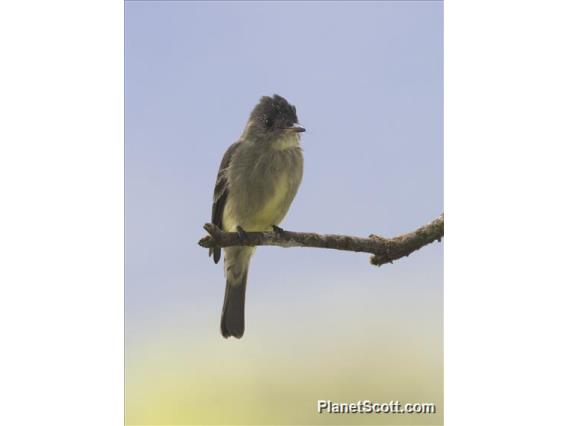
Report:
210,94,305,338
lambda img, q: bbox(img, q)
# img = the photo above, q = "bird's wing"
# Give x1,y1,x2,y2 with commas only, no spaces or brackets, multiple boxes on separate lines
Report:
210,142,240,263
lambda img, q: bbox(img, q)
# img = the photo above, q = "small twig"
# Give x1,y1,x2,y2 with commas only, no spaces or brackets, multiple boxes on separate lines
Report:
198,214,444,267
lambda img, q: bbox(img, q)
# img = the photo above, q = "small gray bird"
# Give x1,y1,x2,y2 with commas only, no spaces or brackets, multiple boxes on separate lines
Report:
210,94,305,338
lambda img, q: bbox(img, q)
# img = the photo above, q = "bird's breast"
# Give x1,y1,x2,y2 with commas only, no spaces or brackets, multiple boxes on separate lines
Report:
225,145,303,231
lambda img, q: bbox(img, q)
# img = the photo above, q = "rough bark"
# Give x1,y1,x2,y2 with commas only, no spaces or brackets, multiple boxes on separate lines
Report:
198,214,443,267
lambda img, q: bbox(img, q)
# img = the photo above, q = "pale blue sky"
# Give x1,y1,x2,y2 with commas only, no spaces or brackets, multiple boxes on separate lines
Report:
125,0,442,351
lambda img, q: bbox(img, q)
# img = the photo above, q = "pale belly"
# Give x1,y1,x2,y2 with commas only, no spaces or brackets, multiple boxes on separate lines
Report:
222,173,294,232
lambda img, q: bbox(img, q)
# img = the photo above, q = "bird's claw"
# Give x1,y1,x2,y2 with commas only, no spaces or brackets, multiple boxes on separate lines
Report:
236,225,249,243
272,225,285,235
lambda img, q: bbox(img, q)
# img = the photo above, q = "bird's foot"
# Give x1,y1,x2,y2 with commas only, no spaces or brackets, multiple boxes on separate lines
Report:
272,225,285,236
236,225,250,244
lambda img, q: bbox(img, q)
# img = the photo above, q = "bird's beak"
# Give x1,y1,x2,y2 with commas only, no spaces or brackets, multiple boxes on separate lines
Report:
287,123,306,133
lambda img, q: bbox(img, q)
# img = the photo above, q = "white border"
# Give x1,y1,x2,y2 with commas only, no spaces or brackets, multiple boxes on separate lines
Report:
0,1,123,425
446,1,568,425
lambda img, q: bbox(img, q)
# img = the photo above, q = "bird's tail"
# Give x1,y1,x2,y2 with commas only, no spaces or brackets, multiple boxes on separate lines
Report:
220,270,248,338
221,247,253,338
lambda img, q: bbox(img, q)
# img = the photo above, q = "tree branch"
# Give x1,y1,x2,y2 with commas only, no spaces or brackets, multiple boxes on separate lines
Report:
198,214,443,267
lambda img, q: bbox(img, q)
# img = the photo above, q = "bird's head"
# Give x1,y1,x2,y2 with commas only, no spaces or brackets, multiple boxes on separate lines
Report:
245,94,305,142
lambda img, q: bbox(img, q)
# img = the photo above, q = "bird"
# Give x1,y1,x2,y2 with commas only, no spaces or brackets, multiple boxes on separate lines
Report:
210,94,305,338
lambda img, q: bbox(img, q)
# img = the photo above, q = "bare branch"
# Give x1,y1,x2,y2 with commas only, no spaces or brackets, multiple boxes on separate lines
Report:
198,214,443,267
